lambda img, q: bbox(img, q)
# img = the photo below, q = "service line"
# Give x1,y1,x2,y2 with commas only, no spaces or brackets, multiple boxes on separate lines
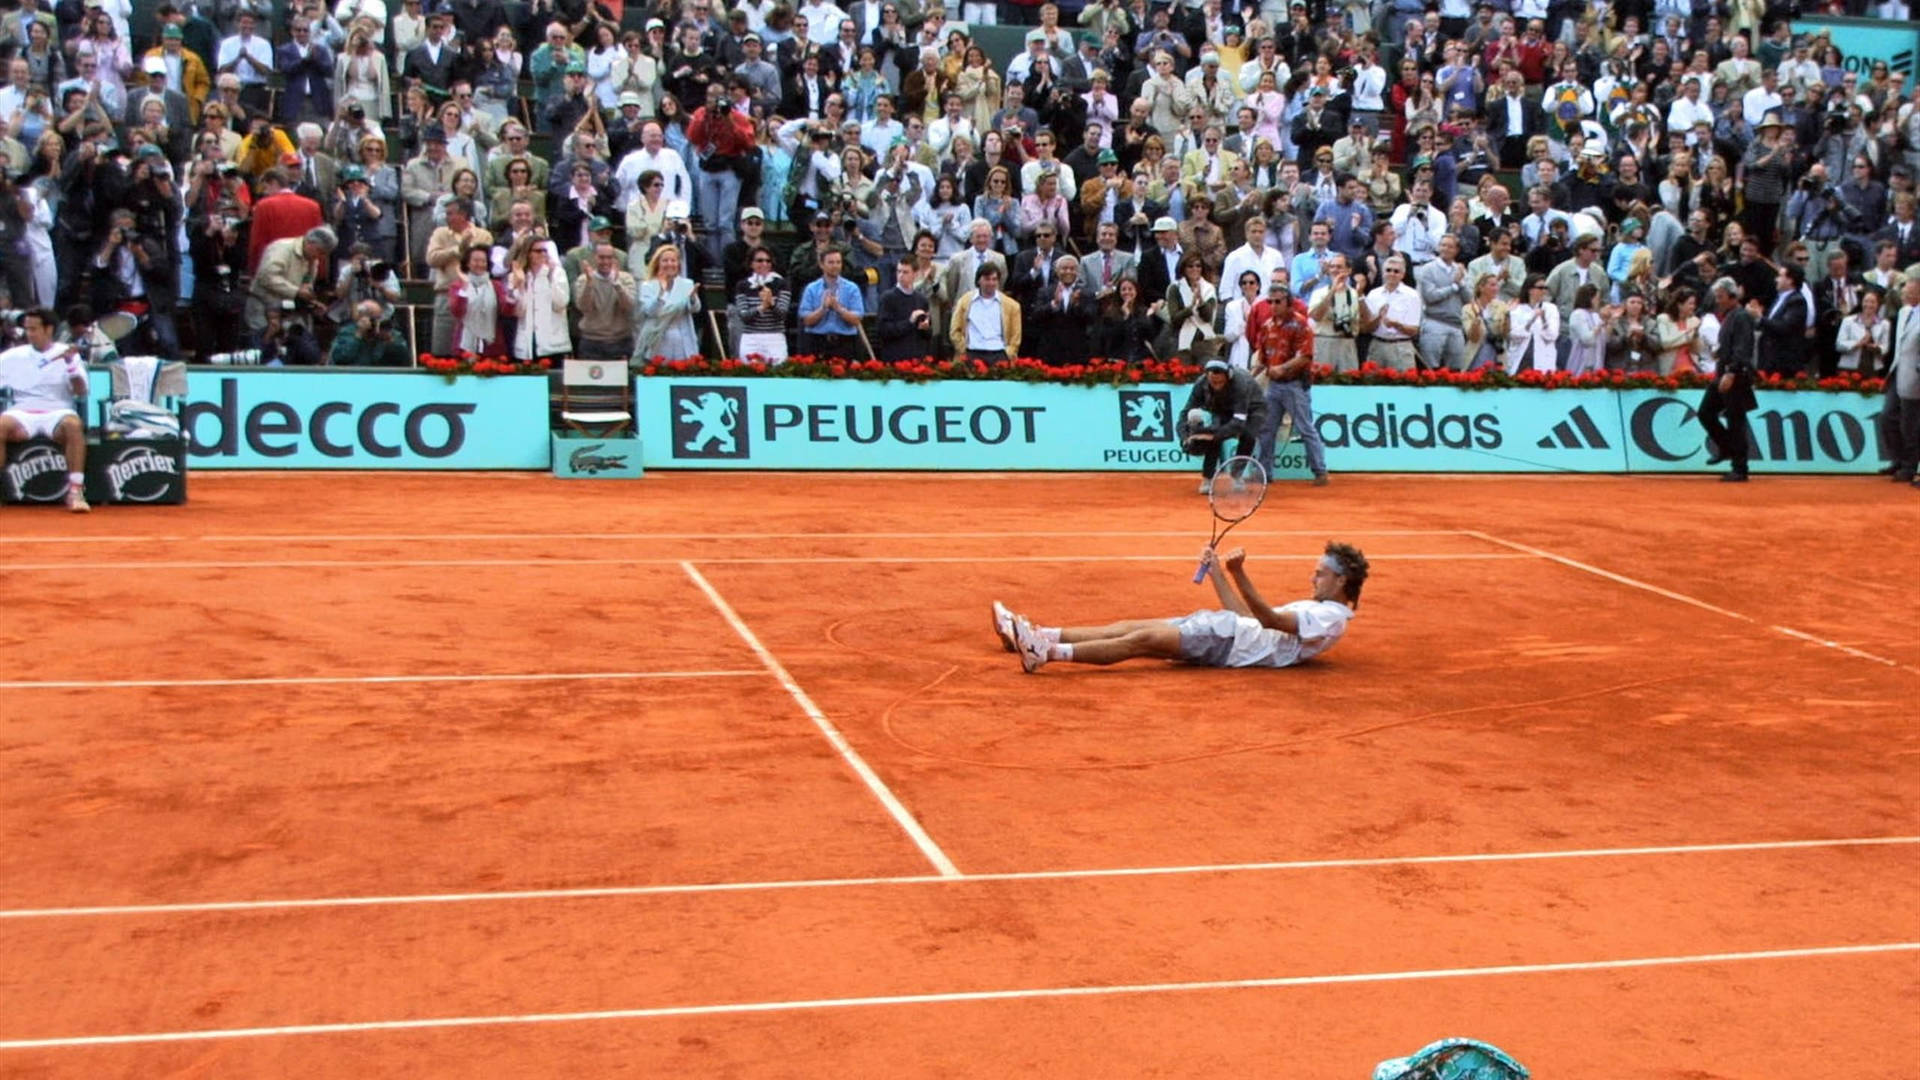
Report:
3,835,1912,921
3,941,1916,1050
0,670,766,691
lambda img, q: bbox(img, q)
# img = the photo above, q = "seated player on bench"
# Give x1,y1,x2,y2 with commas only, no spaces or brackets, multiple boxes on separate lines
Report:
0,308,91,513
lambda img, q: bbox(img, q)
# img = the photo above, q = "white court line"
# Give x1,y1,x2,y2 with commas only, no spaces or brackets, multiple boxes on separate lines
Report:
1,529,1468,545
679,560,961,879
0,554,1528,572
0,671,766,691
4,835,1912,921
1461,530,1918,676
3,941,1916,1050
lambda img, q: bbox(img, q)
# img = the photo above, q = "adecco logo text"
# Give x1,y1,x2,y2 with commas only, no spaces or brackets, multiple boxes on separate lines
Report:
182,377,476,460
1629,397,1876,464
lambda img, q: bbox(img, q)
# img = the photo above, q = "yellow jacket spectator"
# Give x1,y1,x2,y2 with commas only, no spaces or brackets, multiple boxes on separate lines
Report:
948,262,1022,361
231,120,296,179
144,31,210,122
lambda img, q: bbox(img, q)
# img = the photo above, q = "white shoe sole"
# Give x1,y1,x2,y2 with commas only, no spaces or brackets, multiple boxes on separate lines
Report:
992,601,1017,653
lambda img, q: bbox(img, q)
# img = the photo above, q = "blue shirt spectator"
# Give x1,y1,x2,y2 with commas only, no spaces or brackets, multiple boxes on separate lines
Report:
1314,182,1375,262
799,270,866,337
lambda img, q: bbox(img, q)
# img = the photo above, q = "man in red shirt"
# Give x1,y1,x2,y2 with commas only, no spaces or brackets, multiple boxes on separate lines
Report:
1248,279,1329,486
687,79,756,263
247,167,324,273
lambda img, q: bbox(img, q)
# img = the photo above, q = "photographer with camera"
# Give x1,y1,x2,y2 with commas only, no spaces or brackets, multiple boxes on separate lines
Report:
89,208,178,356
328,298,411,365
248,225,336,365
234,115,296,179
190,200,250,355
328,239,400,323
1786,162,1856,285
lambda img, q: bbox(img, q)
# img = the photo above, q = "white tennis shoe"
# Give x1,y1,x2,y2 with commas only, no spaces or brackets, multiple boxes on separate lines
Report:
992,600,1018,653
1013,616,1049,674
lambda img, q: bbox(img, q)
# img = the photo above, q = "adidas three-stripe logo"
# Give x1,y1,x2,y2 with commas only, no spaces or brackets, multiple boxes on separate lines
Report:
1537,406,1611,450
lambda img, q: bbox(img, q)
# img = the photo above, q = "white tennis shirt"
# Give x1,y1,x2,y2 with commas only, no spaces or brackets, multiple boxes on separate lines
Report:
0,343,85,413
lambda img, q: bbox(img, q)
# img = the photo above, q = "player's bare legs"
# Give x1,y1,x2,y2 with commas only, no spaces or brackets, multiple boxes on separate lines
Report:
1002,610,1185,671
53,415,86,473
1059,623,1183,664
1060,618,1171,643
0,413,21,470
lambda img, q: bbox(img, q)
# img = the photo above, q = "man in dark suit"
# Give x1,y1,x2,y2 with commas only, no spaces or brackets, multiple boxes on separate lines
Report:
1757,262,1810,376
1027,254,1096,367
1289,87,1340,167
275,18,333,123
1701,278,1757,482
782,53,833,120
1814,249,1865,377
1136,216,1185,304
1487,71,1543,168
1875,193,1920,267
1008,225,1065,303
405,13,457,92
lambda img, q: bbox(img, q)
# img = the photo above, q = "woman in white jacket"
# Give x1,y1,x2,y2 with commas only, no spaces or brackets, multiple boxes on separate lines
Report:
1835,287,1890,374
508,238,572,361
1504,274,1560,374
1221,268,1263,371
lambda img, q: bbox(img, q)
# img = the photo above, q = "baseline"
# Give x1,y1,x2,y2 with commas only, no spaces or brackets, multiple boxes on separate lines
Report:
680,561,962,879
0,554,1530,572
3,834,1911,920
2,941,1915,1051
3,529,1471,545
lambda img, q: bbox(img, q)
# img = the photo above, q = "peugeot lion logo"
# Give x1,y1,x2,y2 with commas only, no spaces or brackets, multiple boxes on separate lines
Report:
669,386,750,459
1117,390,1172,443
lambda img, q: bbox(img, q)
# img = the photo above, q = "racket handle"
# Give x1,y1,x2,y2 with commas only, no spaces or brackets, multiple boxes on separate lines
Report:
1192,553,1210,584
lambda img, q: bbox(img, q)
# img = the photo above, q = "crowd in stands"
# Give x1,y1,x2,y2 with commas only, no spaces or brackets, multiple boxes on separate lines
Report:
5,0,1920,383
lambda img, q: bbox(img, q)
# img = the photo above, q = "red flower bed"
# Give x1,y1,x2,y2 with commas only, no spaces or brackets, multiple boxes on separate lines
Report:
625,356,1888,396
419,353,553,377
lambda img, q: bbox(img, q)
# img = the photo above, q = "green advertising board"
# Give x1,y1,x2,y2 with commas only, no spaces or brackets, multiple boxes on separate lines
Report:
636,378,1893,475
1793,17,1920,77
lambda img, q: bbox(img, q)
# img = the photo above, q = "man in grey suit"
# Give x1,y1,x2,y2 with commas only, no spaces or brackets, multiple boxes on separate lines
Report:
1415,233,1472,371
1889,278,1920,486
1078,221,1137,307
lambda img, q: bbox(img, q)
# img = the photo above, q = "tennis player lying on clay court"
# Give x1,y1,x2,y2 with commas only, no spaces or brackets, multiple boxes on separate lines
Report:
993,542,1367,673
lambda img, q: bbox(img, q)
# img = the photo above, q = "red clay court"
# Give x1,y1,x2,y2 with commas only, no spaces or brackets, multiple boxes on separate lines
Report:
2,471,1916,1078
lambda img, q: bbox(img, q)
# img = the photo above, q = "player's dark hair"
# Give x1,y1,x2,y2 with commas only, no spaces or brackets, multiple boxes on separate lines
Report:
1325,541,1369,607
24,306,58,330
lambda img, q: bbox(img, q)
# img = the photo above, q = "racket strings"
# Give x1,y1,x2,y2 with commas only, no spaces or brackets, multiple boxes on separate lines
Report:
1208,457,1268,521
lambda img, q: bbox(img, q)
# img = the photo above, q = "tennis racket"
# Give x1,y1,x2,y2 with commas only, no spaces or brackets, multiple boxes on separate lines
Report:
1192,454,1268,583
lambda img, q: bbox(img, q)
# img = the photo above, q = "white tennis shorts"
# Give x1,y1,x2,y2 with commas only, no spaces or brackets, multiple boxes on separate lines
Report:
4,408,77,439
1168,609,1299,669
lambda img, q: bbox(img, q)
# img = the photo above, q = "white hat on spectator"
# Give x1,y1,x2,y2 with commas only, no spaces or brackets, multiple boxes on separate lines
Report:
1152,217,1177,232
142,57,166,75
667,199,690,220
618,91,644,108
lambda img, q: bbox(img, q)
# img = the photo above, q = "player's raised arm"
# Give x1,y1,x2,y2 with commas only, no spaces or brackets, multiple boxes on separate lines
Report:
1222,548,1302,635
1204,548,1252,616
